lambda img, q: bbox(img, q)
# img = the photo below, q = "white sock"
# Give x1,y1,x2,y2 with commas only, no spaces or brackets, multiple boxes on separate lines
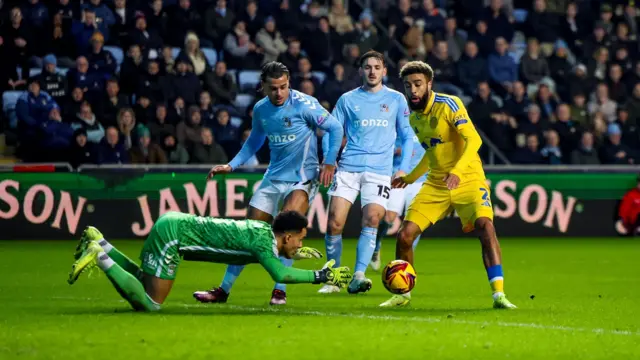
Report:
354,271,366,280
492,291,505,301
97,252,115,271
97,239,113,253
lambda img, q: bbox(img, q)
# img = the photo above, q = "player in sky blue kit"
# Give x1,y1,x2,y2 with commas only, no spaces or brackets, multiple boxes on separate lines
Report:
319,50,414,294
370,133,426,271
194,62,344,305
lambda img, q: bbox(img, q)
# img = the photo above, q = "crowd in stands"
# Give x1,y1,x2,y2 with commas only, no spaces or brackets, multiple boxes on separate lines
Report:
0,0,639,166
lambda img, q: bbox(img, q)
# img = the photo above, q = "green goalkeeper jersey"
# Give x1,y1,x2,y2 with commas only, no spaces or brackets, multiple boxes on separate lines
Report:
168,212,316,284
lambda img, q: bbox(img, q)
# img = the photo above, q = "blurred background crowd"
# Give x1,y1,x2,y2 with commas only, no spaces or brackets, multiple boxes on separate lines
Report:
0,0,639,167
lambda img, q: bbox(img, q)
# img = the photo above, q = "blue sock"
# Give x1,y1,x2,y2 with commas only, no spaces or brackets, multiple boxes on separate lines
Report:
220,265,245,293
374,220,390,253
412,235,421,250
355,227,378,273
325,234,343,267
273,256,293,292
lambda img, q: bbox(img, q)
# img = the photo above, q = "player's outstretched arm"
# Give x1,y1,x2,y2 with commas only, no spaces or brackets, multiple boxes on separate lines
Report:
397,152,429,186
260,255,351,287
396,96,414,175
309,99,344,187
216,112,266,177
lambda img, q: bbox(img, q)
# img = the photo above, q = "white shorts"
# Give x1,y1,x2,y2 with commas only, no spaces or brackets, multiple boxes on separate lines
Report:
327,171,392,209
386,181,424,216
249,178,319,217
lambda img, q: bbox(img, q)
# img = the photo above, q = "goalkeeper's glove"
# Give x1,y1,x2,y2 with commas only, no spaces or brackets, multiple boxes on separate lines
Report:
292,247,323,260
312,259,352,288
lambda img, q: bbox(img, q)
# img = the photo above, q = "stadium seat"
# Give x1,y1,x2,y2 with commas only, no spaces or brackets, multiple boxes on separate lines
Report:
238,70,261,92
230,116,243,128
202,48,217,66
104,46,124,66
171,47,181,59
233,94,255,113
227,69,237,84
2,91,21,114
29,69,42,78
311,71,326,84
513,9,528,23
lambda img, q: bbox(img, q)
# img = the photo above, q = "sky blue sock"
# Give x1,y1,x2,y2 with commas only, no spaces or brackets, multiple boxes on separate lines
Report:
273,256,293,291
325,234,343,267
374,220,390,253
413,235,422,250
355,227,378,273
220,265,244,293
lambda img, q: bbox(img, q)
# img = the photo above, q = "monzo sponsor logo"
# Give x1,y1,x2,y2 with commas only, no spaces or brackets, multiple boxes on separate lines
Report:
268,134,297,143
354,119,389,127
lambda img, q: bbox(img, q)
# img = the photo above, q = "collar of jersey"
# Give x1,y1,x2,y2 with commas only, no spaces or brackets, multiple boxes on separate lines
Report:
422,90,436,116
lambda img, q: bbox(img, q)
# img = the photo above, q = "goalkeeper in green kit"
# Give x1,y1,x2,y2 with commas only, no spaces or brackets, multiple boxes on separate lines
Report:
67,211,352,311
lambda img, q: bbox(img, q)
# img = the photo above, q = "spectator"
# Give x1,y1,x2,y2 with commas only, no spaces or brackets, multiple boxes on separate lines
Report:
167,0,202,47
387,0,413,45
85,32,116,77
570,93,590,127
22,0,49,34
571,131,600,165
300,79,316,97
416,0,444,35
587,47,610,82
40,106,74,161
551,103,581,162
548,41,573,100
305,16,339,72
503,81,530,122
278,38,303,74
54,0,77,28
468,81,502,134
116,108,137,150
591,112,609,147
211,108,240,158
436,17,465,62
488,37,517,97
98,126,129,164
618,107,640,150
612,22,638,58
238,128,261,167
177,32,211,79
169,97,187,125
525,0,558,53
145,0,169,40
484,0,514,44
129,11,163,61
468,20,493,58
112,0,136,48
516,104,548,143
597,4,614,35
603,123,635,164
588,83,617,123
457,41,488,96
177,105,204,148
138,60,165,104
292,57,322,90
71,101,105,144
72,9,103,55
328,0,355,35
64,87,85,121
161,133,190,164
239,0,264,39
134,95,155,125
204,0,235,49
561,2,583,55
119,45,145,96
16,79,58,155
68,128,99,168
34,54,68,105
541,130,563,164
568,64,593,99
322,63,354,106
625,84,640,125
199,91,217,127
148,104,176,142
80,0,115,41
428,41,462,96
519,38,550,87
130,125,168,164
223,21,263,70
164,59,202,106
191,127,228,164
67,56,104,103
275,0,302,41
614,47,634,75
582,26,611,65
353,10,379,56
511,133,543,164
204,61,238,106
535,84,559,121
2,7,35,82
255,17,288,65
47,12,76,67
161,46,176,75
608,64,628,104
97,79,129,128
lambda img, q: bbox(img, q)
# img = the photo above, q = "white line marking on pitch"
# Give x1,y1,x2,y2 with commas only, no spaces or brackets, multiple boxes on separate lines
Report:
181,303,640,337
49,297,639,337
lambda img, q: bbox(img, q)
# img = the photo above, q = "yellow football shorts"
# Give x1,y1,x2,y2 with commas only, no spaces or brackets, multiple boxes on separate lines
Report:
405,179,494,233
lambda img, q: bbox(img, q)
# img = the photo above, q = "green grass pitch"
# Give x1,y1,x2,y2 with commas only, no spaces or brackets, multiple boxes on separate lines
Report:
1,237,639,359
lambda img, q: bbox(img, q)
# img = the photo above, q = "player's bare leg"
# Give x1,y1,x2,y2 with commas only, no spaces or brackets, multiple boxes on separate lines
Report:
194,206,274,304
380,220,425,307
371,211,398,271
143,276,175,304
319,196,352,293
475,217,516,309
348,203,385,294
266,190,311,304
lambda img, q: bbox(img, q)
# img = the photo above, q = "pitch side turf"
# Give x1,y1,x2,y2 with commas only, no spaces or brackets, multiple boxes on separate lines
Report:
1,238,639,359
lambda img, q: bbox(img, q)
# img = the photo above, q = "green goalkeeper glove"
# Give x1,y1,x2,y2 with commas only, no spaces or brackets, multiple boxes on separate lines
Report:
293,247,323,260
313,259,352,288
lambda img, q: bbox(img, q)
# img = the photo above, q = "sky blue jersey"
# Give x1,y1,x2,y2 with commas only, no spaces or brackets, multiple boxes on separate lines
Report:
229,90,343,182
392,133,427,183
323,86,413,177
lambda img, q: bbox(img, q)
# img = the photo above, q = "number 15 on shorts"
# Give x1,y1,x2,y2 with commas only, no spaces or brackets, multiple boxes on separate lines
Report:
377,185,391,199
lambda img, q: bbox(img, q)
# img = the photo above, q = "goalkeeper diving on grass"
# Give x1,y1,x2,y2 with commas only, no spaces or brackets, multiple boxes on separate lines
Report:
67,211,352,311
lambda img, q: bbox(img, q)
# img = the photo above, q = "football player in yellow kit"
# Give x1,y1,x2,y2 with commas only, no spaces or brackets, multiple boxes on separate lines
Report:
380,61,516,309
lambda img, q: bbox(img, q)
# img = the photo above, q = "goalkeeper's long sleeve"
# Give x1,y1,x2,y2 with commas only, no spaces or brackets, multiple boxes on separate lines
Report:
259,256,326,284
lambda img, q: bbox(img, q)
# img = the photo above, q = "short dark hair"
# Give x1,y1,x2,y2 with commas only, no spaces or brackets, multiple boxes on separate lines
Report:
359,50,385,68
272,211,308,234
260,61,289,82
399,61,434,81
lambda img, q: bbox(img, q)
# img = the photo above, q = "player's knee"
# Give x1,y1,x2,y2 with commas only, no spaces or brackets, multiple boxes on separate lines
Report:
475,217,495,237
384,212,397,224
362,213,382,228
397,227,416,250
327,218,345,235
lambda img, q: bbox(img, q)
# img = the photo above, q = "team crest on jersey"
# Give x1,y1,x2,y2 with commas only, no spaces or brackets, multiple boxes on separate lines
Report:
429,116,438,129
380,104,389,112
283,117,292,127
403,108,410,116
317,112,329,126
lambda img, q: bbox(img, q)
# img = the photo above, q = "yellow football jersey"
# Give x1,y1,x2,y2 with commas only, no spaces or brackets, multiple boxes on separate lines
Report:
404,91,486,185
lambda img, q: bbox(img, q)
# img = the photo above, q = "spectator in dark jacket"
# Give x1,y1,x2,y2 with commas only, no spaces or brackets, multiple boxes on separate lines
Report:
129,12,164,60
322,63,356,107
86,32,117,77
47,13,76,67
618,107,640,150
277,39,303,74
199,91,217,127
166,0,202,47
161,133,190,164
525,0,558,48
72,9,106,54
177,105,204,148
468,20,494,57
457,40,488,95
626,84,640,125
204,61,238,105
211,108,240,158
305,16,339,72
519,38,550,86
428,41,463,96
191,127,229,164
238,0,263,39
604,123,635,164
80,0,115,41
551,104,581,162
548,41,573,100
22,0,49,33
503,81,530,122
571,131,600,164
68,128,99,168
607,64,628,104
67,56,104,103
138,60,166,104
483,0,514,43
111,0,136,48
568,64,594,100
130,125,168,164
516,104,548,144
98,126,129,164
291,57,322,91
16,78,59,149
119,45,146,96
40,106,74,161
148,104,176,143
97,79,129,128
204,0,236,49
511,133,544,164
34,54,68,104
163,59,202,105
488,37,517,96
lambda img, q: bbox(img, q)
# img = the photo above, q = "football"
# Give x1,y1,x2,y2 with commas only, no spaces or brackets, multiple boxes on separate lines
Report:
382,260,417,294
